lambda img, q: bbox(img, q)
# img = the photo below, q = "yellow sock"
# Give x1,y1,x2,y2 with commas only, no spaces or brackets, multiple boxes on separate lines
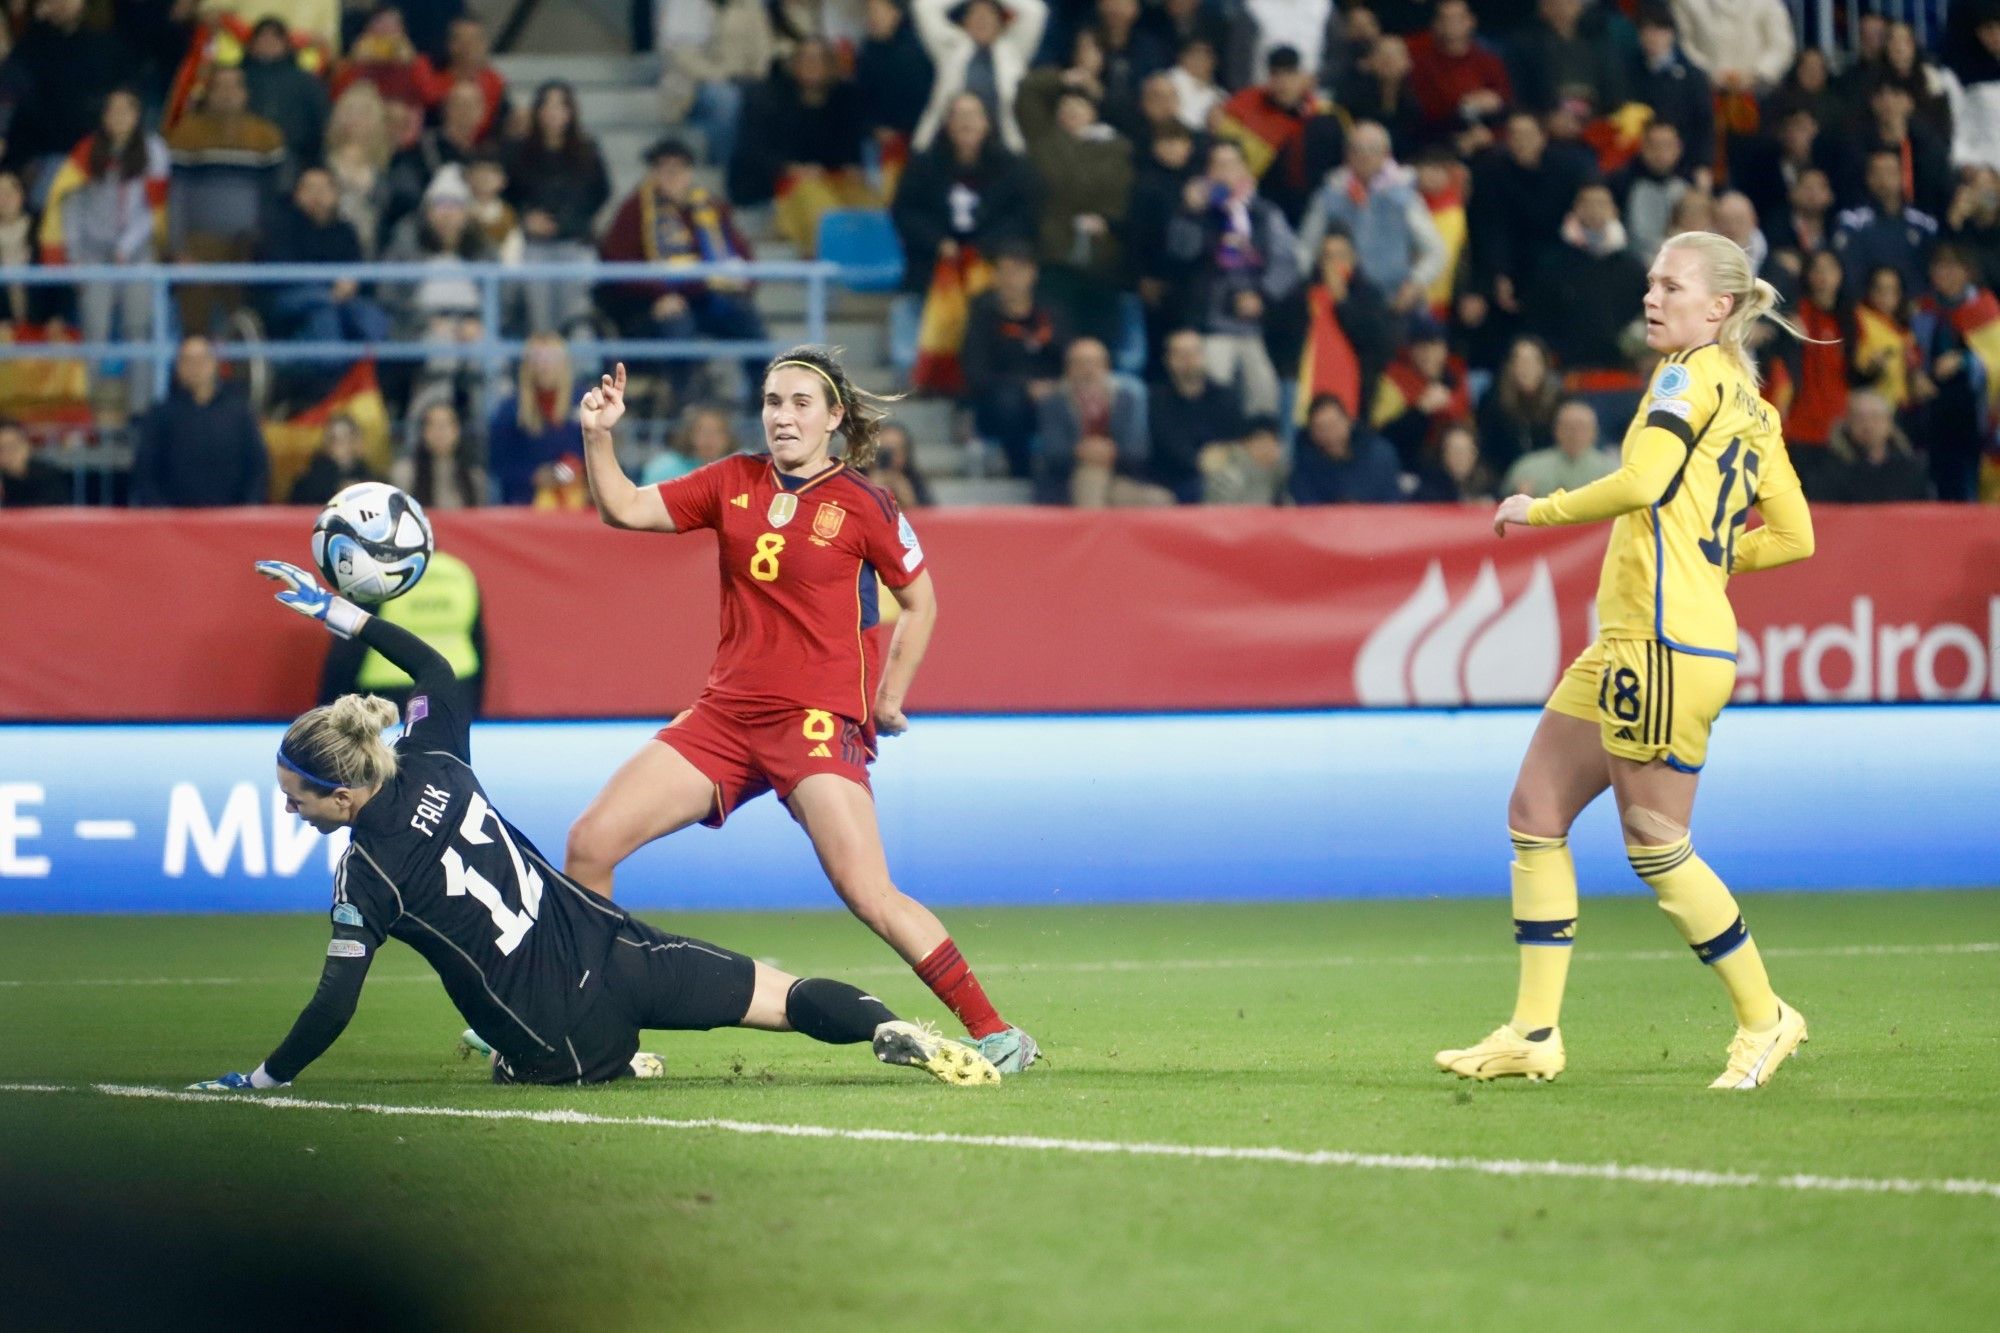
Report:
1508,829,1577,1034
1627,837,1780,1031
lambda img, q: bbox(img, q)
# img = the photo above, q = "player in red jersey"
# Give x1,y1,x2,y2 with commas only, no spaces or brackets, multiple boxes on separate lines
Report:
567,348,1038,1073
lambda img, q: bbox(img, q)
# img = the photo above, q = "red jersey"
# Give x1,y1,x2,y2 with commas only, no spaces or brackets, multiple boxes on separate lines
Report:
657,454,925,727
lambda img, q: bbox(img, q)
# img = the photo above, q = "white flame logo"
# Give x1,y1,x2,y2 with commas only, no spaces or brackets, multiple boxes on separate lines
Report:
1354,559,1562,706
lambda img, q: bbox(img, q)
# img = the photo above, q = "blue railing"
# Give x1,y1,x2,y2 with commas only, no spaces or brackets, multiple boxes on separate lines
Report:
0,258,837,395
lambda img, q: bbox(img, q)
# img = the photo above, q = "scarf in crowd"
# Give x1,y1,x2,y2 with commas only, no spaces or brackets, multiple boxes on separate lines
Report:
1372,353,1469,434
1295,284,1362,424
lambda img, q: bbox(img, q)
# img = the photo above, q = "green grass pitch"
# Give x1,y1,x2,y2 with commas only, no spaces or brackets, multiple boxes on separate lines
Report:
3,891,1997,1331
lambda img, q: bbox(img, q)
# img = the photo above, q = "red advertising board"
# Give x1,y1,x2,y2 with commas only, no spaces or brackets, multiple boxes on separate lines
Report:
0,505,1994,719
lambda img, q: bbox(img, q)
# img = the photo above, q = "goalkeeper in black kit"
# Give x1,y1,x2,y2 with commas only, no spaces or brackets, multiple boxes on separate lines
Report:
188,561,999,1092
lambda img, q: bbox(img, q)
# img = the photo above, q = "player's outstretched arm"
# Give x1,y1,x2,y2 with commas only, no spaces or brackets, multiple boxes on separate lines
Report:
875,571,937,736
188,931,377,1092
1495,427,1686,535
579,362,676,533
1731,486,1815,573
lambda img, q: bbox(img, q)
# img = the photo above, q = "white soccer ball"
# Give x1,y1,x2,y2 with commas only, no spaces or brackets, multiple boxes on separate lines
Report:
310,482,434,603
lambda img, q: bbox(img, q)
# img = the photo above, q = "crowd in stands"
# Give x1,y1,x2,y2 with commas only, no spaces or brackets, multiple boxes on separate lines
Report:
2,1,1999,511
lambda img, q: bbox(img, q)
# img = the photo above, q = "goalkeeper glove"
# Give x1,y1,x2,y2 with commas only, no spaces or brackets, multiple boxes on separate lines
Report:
255,560,367,638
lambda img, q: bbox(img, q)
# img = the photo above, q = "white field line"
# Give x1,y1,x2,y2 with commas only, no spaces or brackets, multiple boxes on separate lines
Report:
0,1082,1983,1203
1,941,1994,989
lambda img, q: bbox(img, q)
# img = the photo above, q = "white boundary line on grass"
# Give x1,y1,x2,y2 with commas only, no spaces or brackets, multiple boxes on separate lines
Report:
0,1081,1991,1203
1,941,1993,989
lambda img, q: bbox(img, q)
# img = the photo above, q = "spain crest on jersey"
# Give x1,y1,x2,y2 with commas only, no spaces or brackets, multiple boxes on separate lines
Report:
813,502,846,540
768,493,798,527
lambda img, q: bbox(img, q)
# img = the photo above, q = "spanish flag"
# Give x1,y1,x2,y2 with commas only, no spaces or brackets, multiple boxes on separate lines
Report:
1295,286,1362,425
1420,173,1467,319
1371,353,1470,433
911,246,993,396
261,360,392,503
1853,303,1916,409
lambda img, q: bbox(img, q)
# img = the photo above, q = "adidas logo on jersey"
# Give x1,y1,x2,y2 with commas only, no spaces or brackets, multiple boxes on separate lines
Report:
807,743,832,758
1615,727,1636,740
730,493,749,508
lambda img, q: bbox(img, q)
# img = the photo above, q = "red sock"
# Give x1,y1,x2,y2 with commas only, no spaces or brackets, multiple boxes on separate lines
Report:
914,938,1007,1039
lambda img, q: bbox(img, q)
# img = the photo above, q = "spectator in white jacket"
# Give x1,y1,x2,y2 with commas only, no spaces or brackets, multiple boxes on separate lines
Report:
1669,0,1795,96
1944,6,2000,174
910,0,1049,154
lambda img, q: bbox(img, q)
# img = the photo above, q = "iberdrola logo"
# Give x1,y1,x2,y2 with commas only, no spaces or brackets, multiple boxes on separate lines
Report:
1354,560,1563,706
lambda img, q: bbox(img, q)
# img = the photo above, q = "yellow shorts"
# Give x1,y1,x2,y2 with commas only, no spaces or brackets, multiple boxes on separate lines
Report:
1545,639,1736,772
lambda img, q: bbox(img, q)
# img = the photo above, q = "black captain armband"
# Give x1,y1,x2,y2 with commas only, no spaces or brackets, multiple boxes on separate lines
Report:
1645,404,1698,448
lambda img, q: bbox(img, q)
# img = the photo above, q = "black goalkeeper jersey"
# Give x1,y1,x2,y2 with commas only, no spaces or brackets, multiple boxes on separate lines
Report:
263,616,633,1085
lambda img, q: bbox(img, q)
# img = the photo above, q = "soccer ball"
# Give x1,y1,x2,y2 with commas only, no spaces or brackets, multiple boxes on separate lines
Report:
310,482,434,603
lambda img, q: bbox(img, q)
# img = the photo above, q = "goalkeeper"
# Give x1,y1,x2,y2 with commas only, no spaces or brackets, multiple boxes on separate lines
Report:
188,561,1000,1092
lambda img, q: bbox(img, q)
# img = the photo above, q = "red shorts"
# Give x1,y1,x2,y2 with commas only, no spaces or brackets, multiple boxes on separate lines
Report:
656,699,875,828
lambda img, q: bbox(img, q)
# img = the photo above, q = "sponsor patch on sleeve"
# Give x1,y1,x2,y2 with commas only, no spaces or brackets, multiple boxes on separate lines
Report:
327,938,368,959
1652,397,1694,420
332,902,364,928
897,513,924,573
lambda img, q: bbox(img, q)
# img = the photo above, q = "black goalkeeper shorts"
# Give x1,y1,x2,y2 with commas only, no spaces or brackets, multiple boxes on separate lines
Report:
496,918,757,1085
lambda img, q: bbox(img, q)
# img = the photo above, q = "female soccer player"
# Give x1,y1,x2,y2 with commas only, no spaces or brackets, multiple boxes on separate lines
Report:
1436,231,1818,1090
189,561,1001,1092
569,349,1038,1074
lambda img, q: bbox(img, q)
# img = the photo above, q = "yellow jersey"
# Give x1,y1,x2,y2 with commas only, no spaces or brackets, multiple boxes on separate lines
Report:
1527,343,1805,658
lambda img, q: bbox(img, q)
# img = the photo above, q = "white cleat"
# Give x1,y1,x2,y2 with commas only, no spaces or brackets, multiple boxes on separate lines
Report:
873,1019,1001,1086
629,1051,666,1080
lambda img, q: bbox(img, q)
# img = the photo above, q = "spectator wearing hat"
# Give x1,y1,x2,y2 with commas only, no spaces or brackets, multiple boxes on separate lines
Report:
598,137,767,407
1211,44,1339,219
910,0,1049,155
1502,398,1616,496
381,164,491,361
241,17,331,170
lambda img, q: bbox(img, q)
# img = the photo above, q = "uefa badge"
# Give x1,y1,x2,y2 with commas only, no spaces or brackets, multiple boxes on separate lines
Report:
767,492,799,527
813,502,846,540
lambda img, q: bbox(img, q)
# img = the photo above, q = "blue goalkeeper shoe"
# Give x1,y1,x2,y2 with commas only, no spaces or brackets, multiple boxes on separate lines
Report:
964,1026,1040,1075
188,1072,262,1091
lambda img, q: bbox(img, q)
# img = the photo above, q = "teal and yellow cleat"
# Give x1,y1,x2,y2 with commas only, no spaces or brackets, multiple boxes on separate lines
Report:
873,1020,1001,1086
458,1028,493,1059
1435,1024,1566,1082
1709,1000,1808,1090
965,1026,1041,1075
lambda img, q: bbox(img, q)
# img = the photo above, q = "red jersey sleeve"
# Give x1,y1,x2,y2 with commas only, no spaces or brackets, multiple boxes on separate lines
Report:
656,457,736,532
861,491,926,591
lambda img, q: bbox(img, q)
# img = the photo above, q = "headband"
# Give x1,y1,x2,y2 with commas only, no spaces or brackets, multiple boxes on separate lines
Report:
770,359,843,404
276,744,341,792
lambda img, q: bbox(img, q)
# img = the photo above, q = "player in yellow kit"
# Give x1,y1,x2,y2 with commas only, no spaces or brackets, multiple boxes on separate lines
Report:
1435,231,1819,1089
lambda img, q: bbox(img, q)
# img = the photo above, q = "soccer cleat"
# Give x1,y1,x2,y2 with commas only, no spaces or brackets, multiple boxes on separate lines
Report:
458,1028,493,1059
1434,1025,1566,1082
965,1026,1041,1075
1709,1000,1808,1090
873,1020,1001,1086
628,1052,665,1080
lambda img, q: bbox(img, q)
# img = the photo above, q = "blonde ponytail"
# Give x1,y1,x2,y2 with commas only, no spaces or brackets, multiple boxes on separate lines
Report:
1660,232,1825,386
280,694,400,792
